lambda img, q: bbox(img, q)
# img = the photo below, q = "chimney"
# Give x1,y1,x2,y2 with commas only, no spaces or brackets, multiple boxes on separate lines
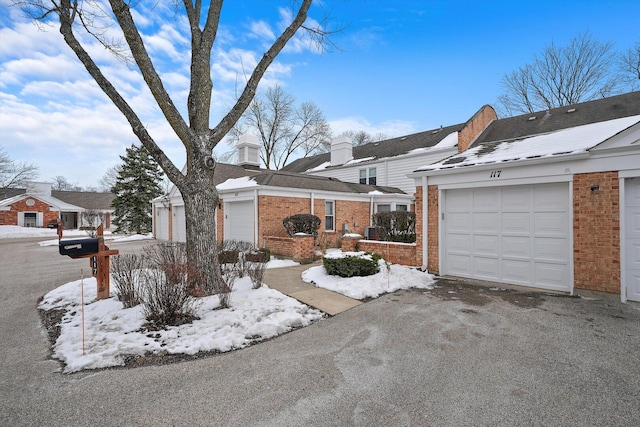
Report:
330,136,353,166
26,181,52,196
458,104,497,153
237,134,261,168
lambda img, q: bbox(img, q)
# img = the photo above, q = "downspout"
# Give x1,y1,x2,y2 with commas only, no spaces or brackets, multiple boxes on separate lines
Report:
254,188,259,247
310,192,315,215
422,176,428,271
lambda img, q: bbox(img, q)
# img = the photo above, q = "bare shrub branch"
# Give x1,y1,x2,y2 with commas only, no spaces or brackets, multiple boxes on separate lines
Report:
111,253,145,308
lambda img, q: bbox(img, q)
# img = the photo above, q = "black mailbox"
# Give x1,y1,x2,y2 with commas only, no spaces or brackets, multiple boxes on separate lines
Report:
59,238,100,257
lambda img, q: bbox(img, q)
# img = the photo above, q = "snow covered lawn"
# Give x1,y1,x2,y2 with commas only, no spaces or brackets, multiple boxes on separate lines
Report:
302,251,435,300
40,275,324,373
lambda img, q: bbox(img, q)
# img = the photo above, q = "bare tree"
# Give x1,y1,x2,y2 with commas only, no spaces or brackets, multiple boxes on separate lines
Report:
232,84,331,169
619,42,640,91
14,0,333,292
497,32,619,116
52,175,83,191
98,165,122,192
0,146,39,190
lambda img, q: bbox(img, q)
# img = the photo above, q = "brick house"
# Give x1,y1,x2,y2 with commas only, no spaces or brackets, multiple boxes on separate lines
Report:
0,182,115,229
408,91,640,302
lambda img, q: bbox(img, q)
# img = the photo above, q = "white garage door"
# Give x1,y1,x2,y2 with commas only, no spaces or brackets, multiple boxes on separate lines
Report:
155,207,169,240
625,178,640,302
443,182,571,292
172,206,186,242
224,200,255,245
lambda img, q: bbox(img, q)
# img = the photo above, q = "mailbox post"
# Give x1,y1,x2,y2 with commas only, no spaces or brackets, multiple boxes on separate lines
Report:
58,224,119,300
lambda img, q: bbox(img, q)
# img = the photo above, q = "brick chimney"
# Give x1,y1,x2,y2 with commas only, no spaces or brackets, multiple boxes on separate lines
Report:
330,136,353,166
458,104,497,152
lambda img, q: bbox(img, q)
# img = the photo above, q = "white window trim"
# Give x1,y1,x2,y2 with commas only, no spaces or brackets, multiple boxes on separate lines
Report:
325,200,335,232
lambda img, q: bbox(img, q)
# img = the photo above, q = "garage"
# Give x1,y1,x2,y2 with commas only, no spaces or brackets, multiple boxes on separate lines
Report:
155,207,169,240
625,178,640,302
443,182,571,292
224,200,255,245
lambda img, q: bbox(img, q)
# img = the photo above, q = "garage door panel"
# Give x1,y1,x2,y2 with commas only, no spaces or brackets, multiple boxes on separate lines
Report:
535,237,569,262
502,259,532,285
473,212,498,233
446,191,471,211
535,263,569,290
447,254,473,276
534,184,568,210
501,212,530,234
473,188,500,211
534,212,568,236
448,233,472,254
502,235,530,258
626,241,640,269
446,212,472,233
225,201,254,245
473,257,499,280
501,188,531,211
626,180,640,301
474,234,498,256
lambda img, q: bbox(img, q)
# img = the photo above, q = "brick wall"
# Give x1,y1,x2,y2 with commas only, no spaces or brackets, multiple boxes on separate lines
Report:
264,236,294,257
356,240,417,266
258,196,311,244
573,171,620,293
427,185,439,273
292,235,314,263
0,198,58,226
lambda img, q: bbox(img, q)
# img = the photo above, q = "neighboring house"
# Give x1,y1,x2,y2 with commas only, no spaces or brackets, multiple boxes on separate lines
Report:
282,105,497,198
409,91,640,302
0,182,115,229
152,135,410,246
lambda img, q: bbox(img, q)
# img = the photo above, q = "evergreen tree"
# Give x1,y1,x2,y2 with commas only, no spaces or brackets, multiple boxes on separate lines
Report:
111,144,164,234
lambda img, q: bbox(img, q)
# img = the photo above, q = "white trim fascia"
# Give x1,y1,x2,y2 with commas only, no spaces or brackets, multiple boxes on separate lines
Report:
220,185,411,203
408,151,591,178
568,180,575,296
619,169,640,178
421,176,428,271
438,187,444,275
620,176,627,303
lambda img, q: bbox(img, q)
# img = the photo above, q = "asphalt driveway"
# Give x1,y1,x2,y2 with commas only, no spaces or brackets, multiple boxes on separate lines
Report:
1,237,639,426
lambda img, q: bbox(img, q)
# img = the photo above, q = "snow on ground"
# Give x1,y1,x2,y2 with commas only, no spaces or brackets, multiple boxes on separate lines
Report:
0,225,94,239
40,276,324,373
37,244,429,373
302,251,435,300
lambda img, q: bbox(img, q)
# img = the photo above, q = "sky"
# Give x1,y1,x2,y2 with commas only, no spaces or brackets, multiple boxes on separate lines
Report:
1,0,639,189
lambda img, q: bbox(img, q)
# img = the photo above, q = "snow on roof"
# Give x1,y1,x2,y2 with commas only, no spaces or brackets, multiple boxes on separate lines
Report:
419,115,640,172
216,176,258,190
306,161,331,172
0,193,84,211
368,190,384,195
407,132,458,155
344,156,375,166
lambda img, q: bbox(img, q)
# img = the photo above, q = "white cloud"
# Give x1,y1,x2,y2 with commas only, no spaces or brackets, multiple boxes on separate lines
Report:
329,116,418,138
249,20,275,41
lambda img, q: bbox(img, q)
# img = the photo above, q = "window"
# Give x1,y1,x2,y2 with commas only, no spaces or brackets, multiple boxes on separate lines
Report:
396,204,408,212
360,167,377,185
325,201,335,231
376,204,391,213
368,167,377,185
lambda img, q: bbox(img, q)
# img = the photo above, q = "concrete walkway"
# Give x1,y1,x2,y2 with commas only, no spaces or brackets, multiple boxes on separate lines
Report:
263,262,362,316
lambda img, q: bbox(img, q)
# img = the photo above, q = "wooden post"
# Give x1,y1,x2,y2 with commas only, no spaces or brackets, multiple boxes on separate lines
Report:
93,224,119,300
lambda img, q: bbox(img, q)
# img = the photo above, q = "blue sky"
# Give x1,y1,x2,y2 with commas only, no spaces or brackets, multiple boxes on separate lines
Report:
1,0,639,189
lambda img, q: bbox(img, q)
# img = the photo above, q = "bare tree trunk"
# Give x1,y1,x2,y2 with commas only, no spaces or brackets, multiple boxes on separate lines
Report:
181,164,221,294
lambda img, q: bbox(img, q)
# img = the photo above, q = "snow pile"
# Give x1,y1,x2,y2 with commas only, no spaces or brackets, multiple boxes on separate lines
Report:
303,251,435,299
40,276,323,373
217,176,258,190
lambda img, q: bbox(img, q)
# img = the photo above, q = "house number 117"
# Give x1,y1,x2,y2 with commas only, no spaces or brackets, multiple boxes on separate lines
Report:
490,170,502,178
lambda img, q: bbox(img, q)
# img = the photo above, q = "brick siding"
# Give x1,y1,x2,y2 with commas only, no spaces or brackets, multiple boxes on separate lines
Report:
427,185,439,273
355,240,417,266
573,171,620,293
0,197,59,226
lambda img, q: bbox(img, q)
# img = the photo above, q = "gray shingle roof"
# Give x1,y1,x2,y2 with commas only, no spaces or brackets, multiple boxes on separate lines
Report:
251,170,405,195
51,190,115,210
472,91,640,146
282,123,465,173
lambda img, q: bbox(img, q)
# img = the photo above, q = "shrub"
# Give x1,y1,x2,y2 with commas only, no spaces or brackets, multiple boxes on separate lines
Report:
323,252,381,278
372,211,416,243
145,243,201,293
246,260,267,289
283,214,321,238
140,269,198,328
111,253,144,308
